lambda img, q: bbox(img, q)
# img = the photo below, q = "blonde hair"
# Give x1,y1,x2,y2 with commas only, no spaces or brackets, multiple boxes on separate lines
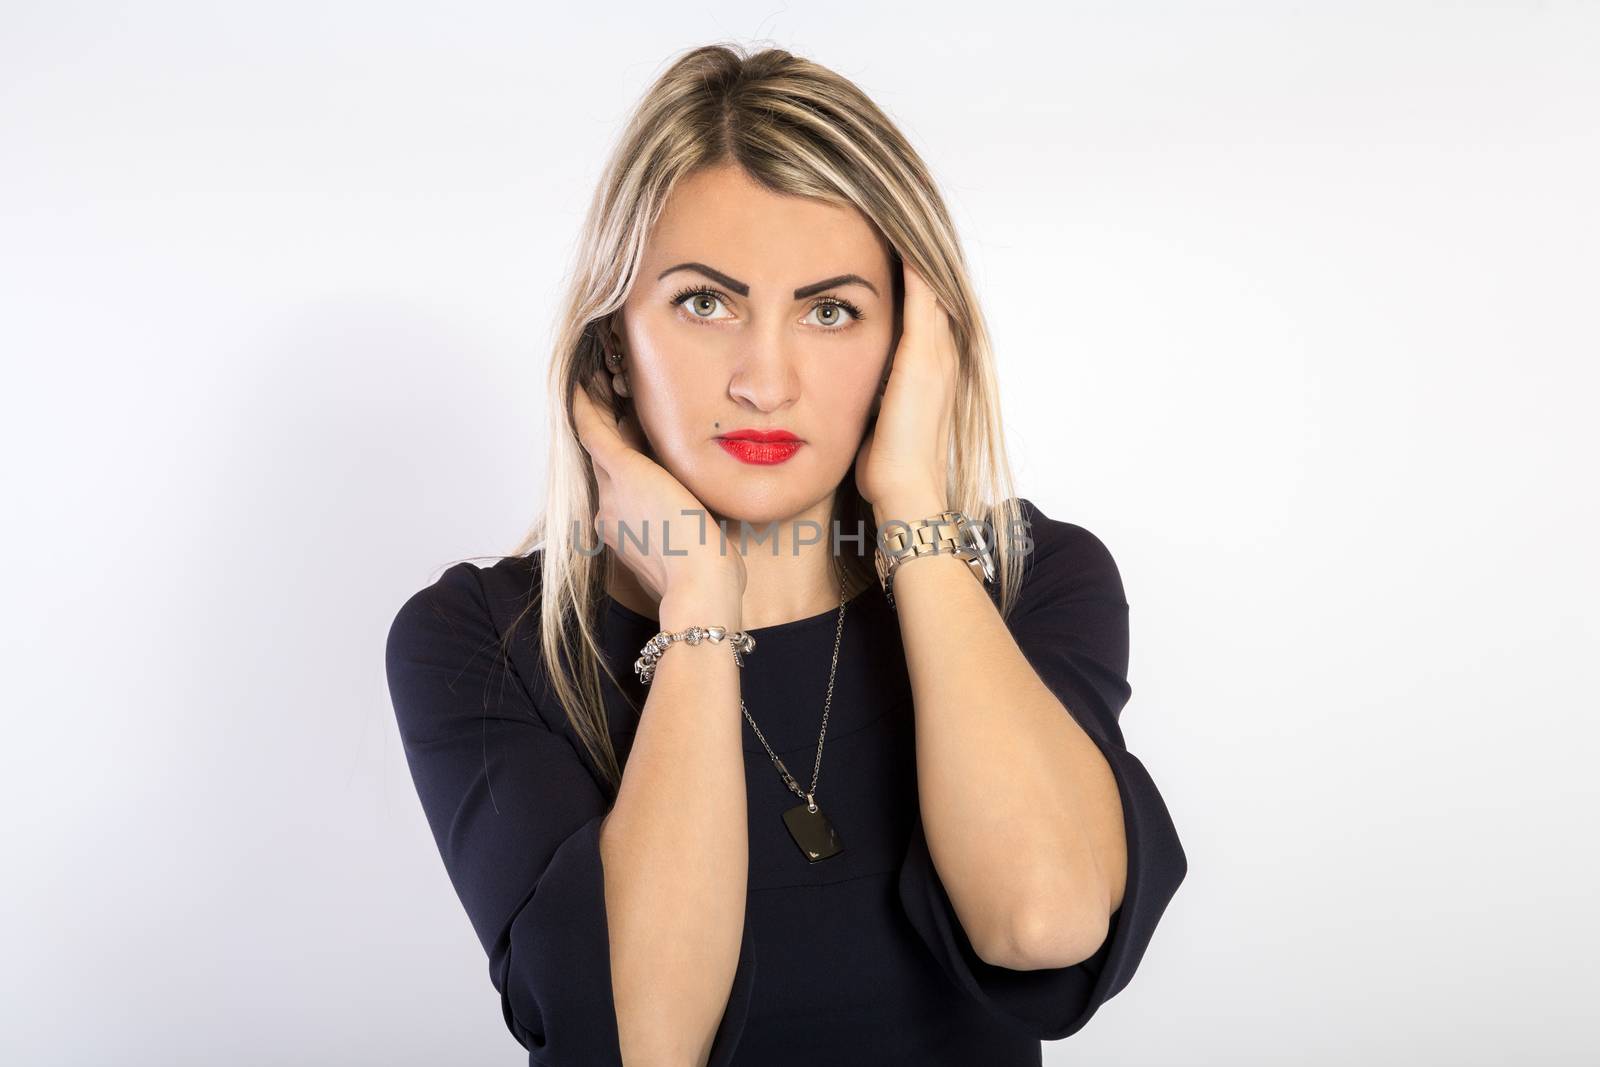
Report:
501,42,1027,798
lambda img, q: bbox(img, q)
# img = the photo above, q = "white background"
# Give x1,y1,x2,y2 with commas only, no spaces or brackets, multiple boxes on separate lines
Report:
4,2,1596,1064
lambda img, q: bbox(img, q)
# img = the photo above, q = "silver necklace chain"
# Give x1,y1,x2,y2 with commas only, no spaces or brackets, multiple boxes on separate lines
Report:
739,568,849,814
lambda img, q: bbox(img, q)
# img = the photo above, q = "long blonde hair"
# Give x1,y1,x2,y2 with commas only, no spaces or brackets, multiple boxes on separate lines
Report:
500,42,1027,799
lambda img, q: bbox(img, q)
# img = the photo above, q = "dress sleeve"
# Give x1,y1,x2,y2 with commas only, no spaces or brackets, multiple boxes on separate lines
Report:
896,500,1187,1040
385,562,757,1065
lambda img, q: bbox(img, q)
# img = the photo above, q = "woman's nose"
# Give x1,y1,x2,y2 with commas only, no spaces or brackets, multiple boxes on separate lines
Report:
727,346,800,413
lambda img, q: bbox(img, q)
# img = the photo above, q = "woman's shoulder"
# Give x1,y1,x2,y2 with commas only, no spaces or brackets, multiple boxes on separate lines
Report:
1003,496,1127,608
385,550,563,733
384,552,548,691
387,551,543,639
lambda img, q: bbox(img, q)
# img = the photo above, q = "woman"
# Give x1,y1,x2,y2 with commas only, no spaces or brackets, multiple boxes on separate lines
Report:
386,43,1186,1066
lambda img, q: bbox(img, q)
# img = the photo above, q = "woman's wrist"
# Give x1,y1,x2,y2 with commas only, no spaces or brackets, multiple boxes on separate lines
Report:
658,571,745,633
871,484,950,531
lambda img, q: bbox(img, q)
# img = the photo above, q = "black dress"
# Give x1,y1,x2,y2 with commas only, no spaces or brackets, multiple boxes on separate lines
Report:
385,496,1186,1066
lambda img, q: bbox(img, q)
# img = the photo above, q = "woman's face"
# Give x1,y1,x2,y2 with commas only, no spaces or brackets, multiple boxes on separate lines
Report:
611,162,898,528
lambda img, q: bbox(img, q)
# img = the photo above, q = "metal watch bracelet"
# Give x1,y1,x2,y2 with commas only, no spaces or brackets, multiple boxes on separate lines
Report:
875,509,996,610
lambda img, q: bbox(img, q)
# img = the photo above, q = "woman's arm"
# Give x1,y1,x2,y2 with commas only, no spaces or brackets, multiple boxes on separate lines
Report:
879,490,1127,971
600,574,751,1067
570,368,758,1065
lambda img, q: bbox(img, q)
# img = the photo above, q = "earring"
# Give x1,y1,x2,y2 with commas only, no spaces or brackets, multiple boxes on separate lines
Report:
604,348,631,398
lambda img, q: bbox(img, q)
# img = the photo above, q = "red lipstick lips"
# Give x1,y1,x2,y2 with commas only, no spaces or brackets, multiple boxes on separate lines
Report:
716,428,803,466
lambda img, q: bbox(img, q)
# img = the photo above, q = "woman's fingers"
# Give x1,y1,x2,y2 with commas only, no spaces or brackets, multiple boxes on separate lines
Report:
615,407,650,455
903,261,944,342
894,262,957,388
572,375,620,546
571,370,625,471
573,368,651,463
901,260,928,337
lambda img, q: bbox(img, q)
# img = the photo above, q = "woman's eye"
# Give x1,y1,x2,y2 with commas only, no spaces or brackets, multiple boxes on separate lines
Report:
803,301,858,330
675,290,733,322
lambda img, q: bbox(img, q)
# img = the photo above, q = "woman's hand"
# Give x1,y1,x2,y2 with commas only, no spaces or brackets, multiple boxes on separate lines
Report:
853,261,958,515
571,371,747,600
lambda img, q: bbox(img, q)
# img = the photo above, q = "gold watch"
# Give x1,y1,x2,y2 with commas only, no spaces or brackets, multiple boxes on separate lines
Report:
874,509,996,610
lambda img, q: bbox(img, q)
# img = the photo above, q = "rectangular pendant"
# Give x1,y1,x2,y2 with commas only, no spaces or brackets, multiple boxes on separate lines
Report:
782,802,844,863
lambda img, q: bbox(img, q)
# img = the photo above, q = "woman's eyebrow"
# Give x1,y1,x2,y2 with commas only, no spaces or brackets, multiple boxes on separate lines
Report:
656,262,879,299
